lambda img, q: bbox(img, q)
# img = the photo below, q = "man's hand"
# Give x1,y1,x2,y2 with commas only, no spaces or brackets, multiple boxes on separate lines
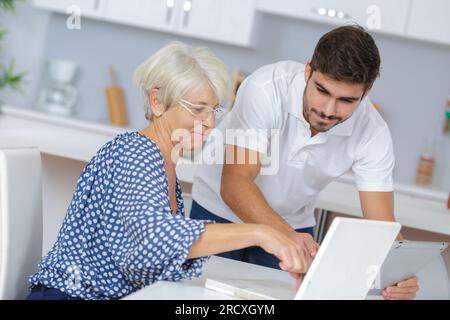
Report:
382,276,419,300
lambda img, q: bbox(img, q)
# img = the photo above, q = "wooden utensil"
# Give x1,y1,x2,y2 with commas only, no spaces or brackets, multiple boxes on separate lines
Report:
105,65,128,126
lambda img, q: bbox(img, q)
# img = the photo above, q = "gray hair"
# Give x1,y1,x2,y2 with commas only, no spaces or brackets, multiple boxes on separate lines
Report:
133,42,230,120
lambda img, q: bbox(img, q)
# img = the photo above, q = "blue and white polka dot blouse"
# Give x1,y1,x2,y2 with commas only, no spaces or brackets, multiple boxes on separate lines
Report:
29,132,210,300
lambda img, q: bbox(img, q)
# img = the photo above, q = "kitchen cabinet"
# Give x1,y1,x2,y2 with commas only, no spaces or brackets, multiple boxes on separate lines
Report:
103,0,178,32
172,0,257,46
406,0,450,46
257,0,410,36
257,0,450,46
33,0,258,47
33,0,107,19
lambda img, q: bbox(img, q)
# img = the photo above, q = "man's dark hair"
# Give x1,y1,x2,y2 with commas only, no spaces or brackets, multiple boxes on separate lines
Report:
310,25,381,91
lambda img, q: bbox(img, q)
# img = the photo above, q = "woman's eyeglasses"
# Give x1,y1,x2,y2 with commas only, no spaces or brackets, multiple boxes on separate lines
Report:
179,99,226,121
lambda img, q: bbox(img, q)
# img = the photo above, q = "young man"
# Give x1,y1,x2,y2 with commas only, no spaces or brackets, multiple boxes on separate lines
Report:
191,25,419,300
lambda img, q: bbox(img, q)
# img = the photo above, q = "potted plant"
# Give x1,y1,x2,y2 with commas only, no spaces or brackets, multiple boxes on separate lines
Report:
0,0,26,92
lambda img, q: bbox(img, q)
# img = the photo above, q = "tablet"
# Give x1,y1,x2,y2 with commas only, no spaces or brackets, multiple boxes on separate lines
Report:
369,240,448,294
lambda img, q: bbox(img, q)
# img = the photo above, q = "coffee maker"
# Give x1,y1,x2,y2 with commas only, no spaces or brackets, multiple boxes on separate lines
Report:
38,59,78,116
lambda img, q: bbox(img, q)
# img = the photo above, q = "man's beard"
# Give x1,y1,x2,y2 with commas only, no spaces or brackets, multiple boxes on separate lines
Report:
302,89,348,134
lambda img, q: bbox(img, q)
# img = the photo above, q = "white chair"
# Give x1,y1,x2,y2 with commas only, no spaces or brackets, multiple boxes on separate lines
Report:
0,146,43,300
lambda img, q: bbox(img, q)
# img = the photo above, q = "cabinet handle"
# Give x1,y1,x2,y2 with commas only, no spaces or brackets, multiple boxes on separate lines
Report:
313,7,350,20
182,0,193,28
166,0,175,24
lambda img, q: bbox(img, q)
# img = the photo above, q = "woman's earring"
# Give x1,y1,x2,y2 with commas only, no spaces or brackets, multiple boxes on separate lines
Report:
152,102,164,117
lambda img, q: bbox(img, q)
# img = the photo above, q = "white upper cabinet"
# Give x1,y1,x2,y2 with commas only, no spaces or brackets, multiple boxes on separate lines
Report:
33,0,107,18
104,0,178,32
406,0,450,45
173,0,257,46
33,0,258,47
257,0,411,36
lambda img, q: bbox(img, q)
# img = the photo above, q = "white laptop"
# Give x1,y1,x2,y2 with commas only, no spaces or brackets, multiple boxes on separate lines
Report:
205,217,401,300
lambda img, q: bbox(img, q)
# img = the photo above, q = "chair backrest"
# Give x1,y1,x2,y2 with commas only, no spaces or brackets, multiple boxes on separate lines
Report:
0,147,43,300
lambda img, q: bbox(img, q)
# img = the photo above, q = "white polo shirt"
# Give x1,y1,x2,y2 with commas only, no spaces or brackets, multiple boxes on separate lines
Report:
192,61,394,229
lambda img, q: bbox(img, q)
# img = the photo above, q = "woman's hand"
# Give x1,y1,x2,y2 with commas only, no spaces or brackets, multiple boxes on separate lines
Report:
290,232,320,258
255,225,313,274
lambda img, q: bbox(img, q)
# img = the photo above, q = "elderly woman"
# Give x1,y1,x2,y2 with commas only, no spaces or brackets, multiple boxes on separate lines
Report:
26,43,312,300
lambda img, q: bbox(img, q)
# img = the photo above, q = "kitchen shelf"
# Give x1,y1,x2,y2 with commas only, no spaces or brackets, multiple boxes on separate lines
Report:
0,105,132,162
0,105,129,136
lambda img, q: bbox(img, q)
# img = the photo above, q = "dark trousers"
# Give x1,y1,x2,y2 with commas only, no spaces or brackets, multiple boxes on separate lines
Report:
26,284,82,300
190,200,314,270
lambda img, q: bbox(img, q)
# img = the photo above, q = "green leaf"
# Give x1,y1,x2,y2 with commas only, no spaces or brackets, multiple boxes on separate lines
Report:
0,29,7,40
0,1,27,92
0,0,16,12
0,59,27,91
